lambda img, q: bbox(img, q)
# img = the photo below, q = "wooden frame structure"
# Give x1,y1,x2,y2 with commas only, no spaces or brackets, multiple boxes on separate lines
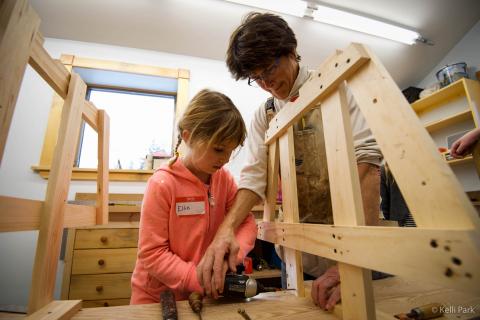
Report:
258,43,480,319
0,0,109,315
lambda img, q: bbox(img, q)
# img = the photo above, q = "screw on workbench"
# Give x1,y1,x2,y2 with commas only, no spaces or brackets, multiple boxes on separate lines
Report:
237,308,252,320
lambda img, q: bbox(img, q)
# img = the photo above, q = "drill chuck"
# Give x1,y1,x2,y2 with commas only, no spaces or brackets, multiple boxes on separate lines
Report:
223,274,259,298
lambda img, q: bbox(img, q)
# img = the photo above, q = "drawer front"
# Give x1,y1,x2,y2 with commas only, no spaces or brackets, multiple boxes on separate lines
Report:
72,248,138,275
69,273,132,300
82,298,131,308
75,228,138,249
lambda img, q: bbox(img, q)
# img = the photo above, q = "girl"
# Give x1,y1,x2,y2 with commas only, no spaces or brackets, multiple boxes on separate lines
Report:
130,89,257,303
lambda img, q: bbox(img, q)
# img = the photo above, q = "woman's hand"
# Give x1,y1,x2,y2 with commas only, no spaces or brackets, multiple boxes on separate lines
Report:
311,265,341,311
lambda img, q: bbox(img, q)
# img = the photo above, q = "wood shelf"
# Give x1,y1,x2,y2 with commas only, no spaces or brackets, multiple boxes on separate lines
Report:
32,166,154,181
249,268,281,279
447,155,473,165
411,78,479,169
411,79,466,113
424,109,471,132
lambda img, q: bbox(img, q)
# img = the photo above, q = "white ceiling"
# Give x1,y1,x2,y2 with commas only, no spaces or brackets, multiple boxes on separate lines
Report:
31,0,480,89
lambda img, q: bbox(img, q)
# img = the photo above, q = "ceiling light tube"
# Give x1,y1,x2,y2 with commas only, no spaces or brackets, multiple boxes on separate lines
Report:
222,0,424,45
311,5,421,45
224,0,307,17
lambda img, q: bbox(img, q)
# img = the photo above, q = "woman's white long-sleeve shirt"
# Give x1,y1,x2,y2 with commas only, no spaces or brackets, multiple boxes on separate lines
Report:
238,65,382,200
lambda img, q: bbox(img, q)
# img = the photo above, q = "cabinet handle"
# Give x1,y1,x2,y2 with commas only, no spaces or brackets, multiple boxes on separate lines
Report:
100,236,108,243
98,259,105,266
96,285,103,292
103,302,109,307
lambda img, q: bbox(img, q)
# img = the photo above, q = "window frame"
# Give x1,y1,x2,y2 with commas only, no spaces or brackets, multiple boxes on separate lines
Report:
32,54,190,181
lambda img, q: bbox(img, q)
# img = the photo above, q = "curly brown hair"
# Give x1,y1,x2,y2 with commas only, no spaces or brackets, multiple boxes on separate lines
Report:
226,12,301,81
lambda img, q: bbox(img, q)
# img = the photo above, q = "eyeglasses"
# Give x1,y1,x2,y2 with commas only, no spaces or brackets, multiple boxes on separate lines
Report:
247,57,280,87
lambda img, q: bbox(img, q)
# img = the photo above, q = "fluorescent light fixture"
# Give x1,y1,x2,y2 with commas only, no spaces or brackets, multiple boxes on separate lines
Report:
222,0,427,45
311,5,420,45
224,0,307,17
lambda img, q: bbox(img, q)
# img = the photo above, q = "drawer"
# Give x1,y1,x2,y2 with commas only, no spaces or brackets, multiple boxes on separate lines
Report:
75,228,138,249
69,273,132,300
82,298,131,308
72,248,138,275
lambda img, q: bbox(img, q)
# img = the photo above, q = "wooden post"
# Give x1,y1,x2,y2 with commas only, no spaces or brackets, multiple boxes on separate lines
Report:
279,127,305,297
96,110,109,225
264,140,280,222
321,82,375,319
28,73,87,313
0,0,40,164
38,56,73,167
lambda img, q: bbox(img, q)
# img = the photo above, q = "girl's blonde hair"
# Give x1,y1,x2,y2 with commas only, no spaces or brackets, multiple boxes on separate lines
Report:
169,89,247,167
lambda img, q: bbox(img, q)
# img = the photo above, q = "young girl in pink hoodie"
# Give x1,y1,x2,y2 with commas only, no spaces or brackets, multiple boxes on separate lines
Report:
130,89,257,303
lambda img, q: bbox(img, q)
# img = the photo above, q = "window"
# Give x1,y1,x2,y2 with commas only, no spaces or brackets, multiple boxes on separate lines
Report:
77,88,175,169
33,54,190,181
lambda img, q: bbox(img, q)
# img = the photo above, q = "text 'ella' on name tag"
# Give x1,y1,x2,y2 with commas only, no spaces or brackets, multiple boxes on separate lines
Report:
176,196,206,215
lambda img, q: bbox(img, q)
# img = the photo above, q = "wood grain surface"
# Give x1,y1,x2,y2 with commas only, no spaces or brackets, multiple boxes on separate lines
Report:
69,277,480,320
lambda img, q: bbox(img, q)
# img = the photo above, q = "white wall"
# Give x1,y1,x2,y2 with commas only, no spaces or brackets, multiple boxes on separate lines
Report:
0,38,269,309
417,20,480,88
416,20,480,192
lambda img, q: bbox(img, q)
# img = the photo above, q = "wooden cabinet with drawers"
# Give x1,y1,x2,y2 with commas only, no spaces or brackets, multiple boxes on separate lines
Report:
61,224,139,308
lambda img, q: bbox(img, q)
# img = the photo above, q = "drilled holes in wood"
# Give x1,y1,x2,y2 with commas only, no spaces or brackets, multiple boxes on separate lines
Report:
452,257,462,265
445,268,453,277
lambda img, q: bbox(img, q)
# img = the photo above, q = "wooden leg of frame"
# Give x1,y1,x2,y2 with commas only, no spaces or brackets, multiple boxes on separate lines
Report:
28,73,87,313
279,127,305,297
264,140,280,222
321,83,375,319
25,300,82,320
0,0,40,164
96,110,109,225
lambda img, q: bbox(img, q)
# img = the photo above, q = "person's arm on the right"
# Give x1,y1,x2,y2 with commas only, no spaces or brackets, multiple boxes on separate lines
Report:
450,128,480,158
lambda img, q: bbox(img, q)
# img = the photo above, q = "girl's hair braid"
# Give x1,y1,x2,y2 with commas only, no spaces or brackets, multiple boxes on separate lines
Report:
168,134,183,167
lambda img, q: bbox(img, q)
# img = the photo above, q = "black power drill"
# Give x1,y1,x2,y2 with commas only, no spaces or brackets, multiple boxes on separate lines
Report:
223,273,277,299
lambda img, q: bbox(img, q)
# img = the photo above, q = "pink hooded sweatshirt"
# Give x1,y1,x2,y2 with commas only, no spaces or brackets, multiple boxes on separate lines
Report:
130,159,257,303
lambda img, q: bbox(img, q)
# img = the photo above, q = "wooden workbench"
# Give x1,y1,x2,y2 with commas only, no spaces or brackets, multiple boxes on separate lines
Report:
68,276,480,320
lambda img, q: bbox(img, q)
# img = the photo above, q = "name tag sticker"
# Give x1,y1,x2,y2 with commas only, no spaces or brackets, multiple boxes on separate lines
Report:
175,196,205,215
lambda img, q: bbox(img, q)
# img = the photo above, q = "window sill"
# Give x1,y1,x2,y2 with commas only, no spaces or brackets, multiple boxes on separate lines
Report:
32,165,154,181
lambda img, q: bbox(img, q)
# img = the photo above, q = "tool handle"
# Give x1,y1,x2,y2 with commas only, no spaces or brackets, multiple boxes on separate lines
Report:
160,290,178,320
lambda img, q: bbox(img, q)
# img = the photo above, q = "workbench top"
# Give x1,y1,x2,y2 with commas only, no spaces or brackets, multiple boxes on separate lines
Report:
69,276,480,320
